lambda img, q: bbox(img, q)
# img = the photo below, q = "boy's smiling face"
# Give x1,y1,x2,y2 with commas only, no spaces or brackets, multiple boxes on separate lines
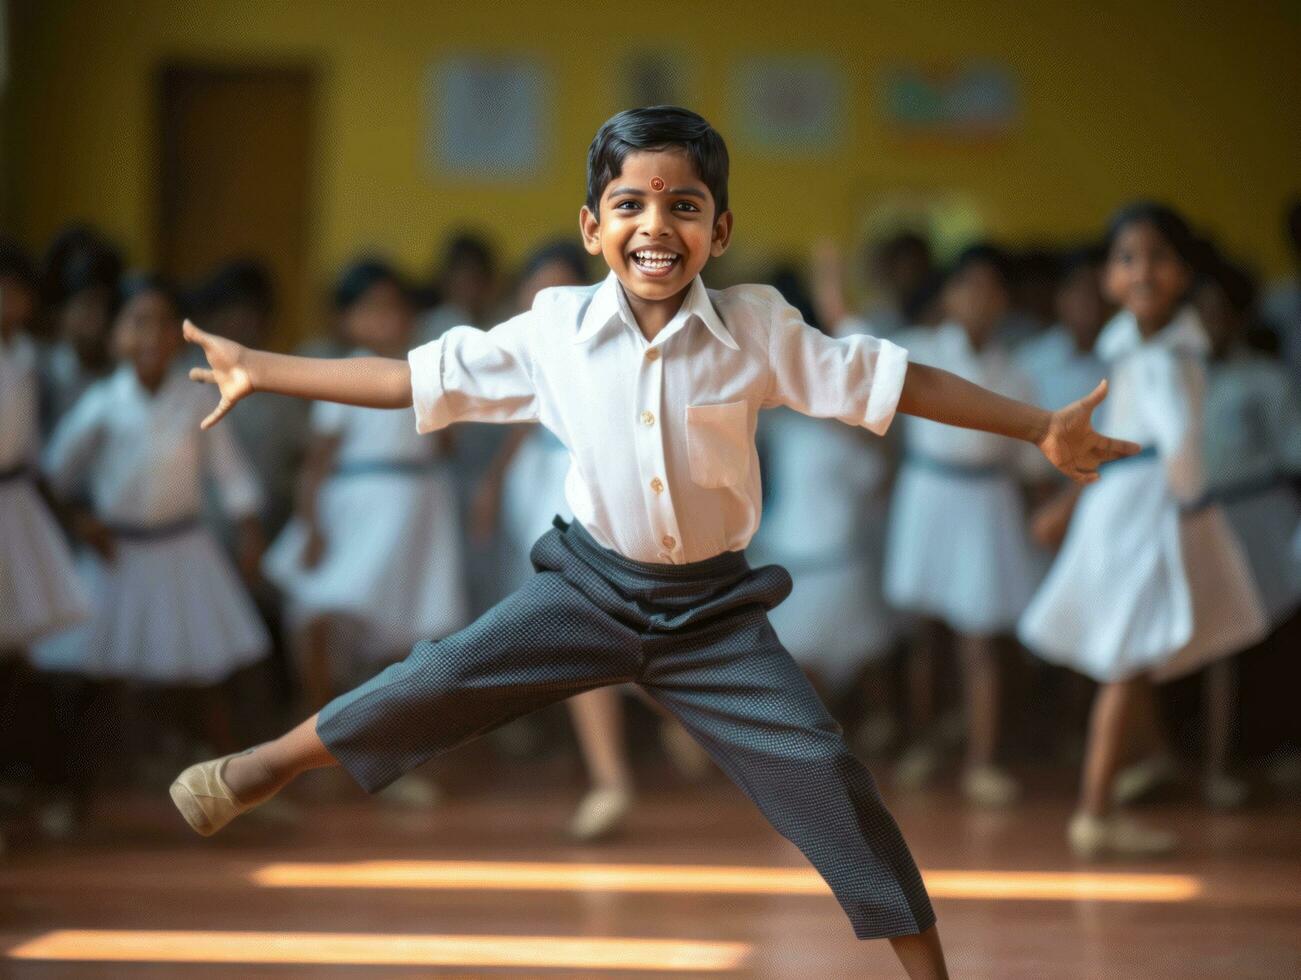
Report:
579,149,732,320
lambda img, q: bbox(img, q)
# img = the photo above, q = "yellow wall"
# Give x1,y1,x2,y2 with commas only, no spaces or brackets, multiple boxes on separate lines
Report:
5,0,1299,296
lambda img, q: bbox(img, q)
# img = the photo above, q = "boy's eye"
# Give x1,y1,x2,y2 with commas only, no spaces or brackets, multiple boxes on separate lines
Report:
673,201,700,212
614,200,641,210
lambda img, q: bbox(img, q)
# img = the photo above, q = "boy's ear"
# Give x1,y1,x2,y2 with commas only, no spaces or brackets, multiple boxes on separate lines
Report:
710,210,734,258
578,206,603,257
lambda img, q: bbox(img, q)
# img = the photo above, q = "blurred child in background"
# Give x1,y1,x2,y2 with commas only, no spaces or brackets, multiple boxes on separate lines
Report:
1019,204,1269,857
810,231,933,339
36,227,122,434
884,244,1040,807
263,259,467,806
38,274,269,771
754,264,901,755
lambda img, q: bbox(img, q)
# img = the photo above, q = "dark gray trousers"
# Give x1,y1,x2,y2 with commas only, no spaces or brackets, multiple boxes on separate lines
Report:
317,517,935,938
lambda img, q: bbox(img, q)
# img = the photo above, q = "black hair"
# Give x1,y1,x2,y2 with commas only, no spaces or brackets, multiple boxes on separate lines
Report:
947,242,1014,290
1200,252,1258,316
1057,243,1106,280
1105,201,1198,268
586,106,729,216
876,231,932,266
192,259,275,318
41,224,123,305
1015,247,1061,285
521,240,590,284
902,269,946,324
0,236,39,291
767,262,821,333
333,257,407,312
441,233,495,278
119,271,186,319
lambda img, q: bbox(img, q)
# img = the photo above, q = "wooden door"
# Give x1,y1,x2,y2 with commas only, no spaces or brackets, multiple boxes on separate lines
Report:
157,65,315,349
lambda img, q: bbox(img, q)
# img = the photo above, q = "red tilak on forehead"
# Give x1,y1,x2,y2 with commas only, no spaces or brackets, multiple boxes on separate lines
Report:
650,176,665,191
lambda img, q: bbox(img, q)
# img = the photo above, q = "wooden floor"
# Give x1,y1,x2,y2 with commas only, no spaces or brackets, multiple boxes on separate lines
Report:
2,754,1298,979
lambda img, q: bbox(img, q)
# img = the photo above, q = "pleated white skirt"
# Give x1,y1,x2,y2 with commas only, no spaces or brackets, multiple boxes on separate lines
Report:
0,479,90,650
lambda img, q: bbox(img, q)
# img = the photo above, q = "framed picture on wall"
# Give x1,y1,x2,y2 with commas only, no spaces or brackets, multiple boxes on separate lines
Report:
882,62,1019,139
427,55,546,177
729,55,845,156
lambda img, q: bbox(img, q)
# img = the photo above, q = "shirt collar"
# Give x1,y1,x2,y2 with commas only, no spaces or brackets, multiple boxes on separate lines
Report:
1095,305,1209,362
574,271,738,350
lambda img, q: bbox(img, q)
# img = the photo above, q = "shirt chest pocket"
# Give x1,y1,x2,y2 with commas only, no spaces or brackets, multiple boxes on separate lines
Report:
684,400,750,489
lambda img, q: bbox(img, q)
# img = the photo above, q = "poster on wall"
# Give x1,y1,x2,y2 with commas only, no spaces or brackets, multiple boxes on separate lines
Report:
882,62,1019,138
427,56,546,177
730,55,845,156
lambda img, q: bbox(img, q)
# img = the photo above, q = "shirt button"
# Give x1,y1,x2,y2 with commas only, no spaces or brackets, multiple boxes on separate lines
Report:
650,477,664,494
661,534,676,549
645,347,660,362
640,410,655,427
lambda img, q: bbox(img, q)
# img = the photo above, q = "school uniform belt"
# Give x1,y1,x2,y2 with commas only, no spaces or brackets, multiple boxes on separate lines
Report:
1187,472,1296,511
105,516,202,540
0,462,32,483
331,459,441,478
902,452,1007,479
1101,445,1158,467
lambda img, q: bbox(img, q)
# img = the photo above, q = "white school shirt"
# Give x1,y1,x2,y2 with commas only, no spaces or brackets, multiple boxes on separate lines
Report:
43,364,263,527
896,323,1038,473
407,271,908,564
312,349,440,466
1203,351,1301,494
1013,325,1106,411
0,334,40,469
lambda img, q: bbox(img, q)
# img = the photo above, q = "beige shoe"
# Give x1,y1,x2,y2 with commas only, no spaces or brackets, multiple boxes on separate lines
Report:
169,750,257,837
894,743,942,791
1068,811,1178,860
1203,773,1249,810
1112,753,1180,805
377,773,442,809
962,765,1021,808
568,786,633,842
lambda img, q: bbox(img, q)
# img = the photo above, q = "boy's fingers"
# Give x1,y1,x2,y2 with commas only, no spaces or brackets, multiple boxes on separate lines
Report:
1081,379,1109,409
182,319,204,343
189,367,215,384
200,397,232,430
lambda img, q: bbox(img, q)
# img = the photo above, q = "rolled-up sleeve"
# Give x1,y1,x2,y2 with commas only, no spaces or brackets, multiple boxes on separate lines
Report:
764,293,909,435
408,312,539,434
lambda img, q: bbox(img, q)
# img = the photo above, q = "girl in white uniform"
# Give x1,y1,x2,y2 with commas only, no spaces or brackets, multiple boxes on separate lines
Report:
38,275,269,755
1019,204,1269,857
1189,258,1301,806
265,261,468,711
884,245,1040,806
1,246,89,654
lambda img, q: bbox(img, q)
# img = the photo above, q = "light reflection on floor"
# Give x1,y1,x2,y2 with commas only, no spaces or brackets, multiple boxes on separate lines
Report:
5,930,752,971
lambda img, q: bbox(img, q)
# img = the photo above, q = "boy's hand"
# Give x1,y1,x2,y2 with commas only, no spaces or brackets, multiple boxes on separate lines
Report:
1037,380,1140,484
184,319,254,429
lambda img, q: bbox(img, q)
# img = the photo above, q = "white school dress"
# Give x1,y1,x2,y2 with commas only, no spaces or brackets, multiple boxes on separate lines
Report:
35,364,269,683
263,373,468,658
1018,309,1269,682
1013,325,1106,412
883,323,1041,635
0,333,90,649
500,425,572,592
753,408,898,689
1202,351,1301,625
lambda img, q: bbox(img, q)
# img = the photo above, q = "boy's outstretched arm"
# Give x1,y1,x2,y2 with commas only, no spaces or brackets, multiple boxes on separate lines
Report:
897,363,1139,484
183,320,411,429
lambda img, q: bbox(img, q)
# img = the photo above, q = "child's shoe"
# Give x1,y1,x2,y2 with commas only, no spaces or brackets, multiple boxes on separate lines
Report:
169,749,259,837
1067,811,1177,860
377,773,442,809
961,764,1021,808
568,785,632,842
894,743,942,791
1111,753,1180,805
1202,773,1249,810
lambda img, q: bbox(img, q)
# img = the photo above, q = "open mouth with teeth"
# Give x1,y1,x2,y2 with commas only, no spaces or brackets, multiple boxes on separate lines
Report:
629,249,681,277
